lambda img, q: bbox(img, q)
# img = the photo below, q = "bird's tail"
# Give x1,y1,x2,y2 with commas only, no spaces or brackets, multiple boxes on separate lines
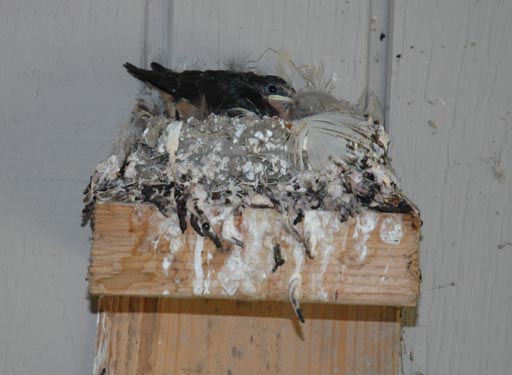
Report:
288,112,388,172
123,62,153,81
149,61,171,73
123,62,177,94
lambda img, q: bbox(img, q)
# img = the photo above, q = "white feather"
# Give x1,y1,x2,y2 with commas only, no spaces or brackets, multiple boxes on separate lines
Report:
288,112,387,172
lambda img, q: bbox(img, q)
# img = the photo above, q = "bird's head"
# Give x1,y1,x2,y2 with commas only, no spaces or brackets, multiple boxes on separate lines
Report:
256,75,296,120
259,76,296,100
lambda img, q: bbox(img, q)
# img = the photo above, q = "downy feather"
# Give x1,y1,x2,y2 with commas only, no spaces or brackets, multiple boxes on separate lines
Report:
288,112,387,171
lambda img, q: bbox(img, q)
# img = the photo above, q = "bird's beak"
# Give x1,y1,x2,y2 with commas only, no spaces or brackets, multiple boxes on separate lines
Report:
268,95,296,103
268,96,296,121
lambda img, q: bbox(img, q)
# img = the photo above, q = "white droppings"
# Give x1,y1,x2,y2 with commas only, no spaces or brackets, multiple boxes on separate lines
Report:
249,193,274,207
352,211,378,263
218,209,272,296
218,249,246,296
193,235,205,295
168,223,184,255
96,155,121,183
319,218,339,300
303,211,322,258
306,212,340,300
203,269,212,295
164,120,183,164
162,256,172,276
304,211,341,256
130,206,146,227
253,163,264,176
379,264,390,284
326,181,344,198
162,289,170,296
338,231,349,285
287,241,305,309
370,163,397,195
190,183,208,202
379,216,403,245
243,210,273,289
219,208,243,246
93,312,110,375
254,130,265,139
242,160,255,180
148,214,184,259
233,122,246,139
124,152,142,179
290,241,305,286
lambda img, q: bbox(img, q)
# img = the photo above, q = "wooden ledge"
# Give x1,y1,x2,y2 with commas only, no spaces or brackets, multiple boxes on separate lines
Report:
88,203,420,306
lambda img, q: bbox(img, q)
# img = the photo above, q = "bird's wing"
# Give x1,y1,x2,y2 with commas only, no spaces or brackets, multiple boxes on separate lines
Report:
288,112,387,171
194,76,274,115
150,62,199,99
228,84,274,115
192,75,231,110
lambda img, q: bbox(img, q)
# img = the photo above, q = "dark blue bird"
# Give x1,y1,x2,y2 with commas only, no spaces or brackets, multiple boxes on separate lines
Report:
124,62,296,119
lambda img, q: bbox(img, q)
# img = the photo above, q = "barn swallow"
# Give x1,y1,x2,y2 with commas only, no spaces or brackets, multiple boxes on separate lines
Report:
124,62,296,119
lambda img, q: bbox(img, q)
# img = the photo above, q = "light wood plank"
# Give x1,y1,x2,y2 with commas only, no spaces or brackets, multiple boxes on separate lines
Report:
93,296,400,375
89,203,420,306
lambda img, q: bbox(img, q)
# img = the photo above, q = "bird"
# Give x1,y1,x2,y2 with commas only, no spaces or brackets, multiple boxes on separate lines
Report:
124,62,296,120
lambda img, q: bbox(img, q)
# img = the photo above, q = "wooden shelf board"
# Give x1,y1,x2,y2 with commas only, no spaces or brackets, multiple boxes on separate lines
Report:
88,202,420,307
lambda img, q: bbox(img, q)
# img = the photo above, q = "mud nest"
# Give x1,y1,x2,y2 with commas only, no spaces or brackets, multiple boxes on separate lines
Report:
82,97,417,252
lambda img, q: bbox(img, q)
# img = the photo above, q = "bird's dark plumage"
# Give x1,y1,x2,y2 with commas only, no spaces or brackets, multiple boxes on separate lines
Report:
124,62,296,118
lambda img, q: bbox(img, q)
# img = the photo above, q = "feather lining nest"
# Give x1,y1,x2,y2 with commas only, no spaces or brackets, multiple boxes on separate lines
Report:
288,112,389,172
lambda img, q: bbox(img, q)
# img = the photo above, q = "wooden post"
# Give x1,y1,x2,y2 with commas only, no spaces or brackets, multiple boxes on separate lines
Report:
89,203,420,375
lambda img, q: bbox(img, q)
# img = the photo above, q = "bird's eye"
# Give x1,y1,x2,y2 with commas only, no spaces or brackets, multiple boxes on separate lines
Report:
268,84,277,94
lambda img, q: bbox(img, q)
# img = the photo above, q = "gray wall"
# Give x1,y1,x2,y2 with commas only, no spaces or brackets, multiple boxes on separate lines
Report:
0,1,510,374
390,1,512,374
0,2,143,374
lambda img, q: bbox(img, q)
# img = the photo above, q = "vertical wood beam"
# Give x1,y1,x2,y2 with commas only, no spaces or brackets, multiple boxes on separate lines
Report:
94,297,400,375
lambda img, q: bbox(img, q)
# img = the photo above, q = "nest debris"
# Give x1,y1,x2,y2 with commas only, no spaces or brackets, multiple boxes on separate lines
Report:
82,98,417,245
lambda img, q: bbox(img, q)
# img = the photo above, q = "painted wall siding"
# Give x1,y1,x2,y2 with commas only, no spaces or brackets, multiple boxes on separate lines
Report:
168,0,375,103
388,1,512,374
0,1,145,374
1,0,511,374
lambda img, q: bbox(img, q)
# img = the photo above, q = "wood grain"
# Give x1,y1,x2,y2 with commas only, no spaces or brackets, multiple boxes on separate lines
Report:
93,296,401,375
89,203,420,306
